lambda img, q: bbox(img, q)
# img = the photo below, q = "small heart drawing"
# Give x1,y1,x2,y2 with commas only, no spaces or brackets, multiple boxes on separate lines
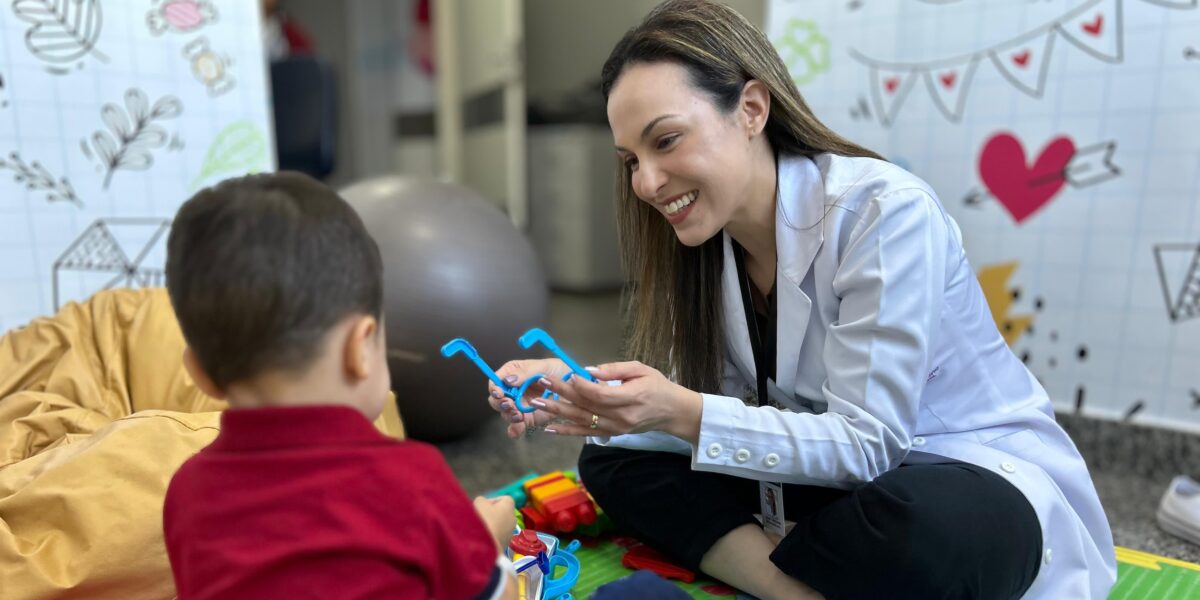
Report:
1082,14,1103,36
940,71,957,89
1012,50,1031,67
884,77,900,93
978,132,1076,224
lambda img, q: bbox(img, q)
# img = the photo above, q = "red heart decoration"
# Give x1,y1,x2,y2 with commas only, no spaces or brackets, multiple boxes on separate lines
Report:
1012,50,1031,67
1082,14,1103,36
884,77,899,93
940,71,957,89
978,132,1076,224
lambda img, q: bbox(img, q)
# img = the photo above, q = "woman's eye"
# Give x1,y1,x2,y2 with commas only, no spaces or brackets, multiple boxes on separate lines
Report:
656,135,678,150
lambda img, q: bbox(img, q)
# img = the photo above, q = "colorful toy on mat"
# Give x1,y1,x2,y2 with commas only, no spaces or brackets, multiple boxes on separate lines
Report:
486,471,539,507
521,471,597,534
512,529,551,574
542,539,582,600
621,545,697,583
491,470,613,537
509,528,553,599
573,484,615,537
506,528,581,600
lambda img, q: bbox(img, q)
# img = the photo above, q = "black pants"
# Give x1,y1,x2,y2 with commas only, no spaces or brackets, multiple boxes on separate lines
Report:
579,444,1042,600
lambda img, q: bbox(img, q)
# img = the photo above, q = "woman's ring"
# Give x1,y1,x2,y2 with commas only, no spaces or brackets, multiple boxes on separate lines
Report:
590,413,600,429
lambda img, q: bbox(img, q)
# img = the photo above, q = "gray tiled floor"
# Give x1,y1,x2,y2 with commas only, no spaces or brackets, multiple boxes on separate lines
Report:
437,291,1200,563
1092,469,1199,563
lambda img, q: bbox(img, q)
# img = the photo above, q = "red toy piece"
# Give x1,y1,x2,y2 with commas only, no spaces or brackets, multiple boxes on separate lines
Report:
508,529,547,556
573,484,614,537
621,545,697,583
518,505,551,532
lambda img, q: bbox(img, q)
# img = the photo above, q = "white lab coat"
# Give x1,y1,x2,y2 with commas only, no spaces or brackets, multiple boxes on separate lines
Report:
590,153,1117,599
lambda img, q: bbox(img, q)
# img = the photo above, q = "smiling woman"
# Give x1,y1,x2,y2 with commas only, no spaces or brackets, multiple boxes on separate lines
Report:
602,36,879,397
484,1,1116,599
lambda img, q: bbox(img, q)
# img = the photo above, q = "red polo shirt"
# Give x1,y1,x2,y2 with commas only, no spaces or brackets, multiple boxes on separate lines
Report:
164,405,501,600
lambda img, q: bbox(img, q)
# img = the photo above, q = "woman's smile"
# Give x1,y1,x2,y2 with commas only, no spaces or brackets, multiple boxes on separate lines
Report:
663,190,698,225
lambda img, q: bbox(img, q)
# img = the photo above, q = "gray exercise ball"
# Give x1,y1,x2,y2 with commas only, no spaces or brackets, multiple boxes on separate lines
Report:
341,176,548,442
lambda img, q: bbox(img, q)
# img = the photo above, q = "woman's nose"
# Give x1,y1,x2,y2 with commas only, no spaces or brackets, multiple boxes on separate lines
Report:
633,161,666,202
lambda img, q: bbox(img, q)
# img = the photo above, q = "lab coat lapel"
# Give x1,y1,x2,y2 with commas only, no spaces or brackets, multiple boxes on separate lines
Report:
721,231,757,384
773,155,824,395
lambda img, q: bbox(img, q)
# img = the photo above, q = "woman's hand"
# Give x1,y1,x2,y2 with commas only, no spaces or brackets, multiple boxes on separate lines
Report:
486,358,573,439
531,361,703,443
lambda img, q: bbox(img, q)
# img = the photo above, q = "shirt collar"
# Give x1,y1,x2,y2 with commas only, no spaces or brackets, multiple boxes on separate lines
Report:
209,405,390,452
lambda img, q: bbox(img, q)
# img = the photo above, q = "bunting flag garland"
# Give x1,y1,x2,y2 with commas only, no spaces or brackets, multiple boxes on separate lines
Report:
869,66,918,126
1056,0,1123,63
923,56,981,122
849,0,1194,126
988,29,1057,98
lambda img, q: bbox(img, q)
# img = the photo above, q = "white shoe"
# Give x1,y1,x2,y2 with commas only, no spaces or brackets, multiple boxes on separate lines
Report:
1156,475,1200,546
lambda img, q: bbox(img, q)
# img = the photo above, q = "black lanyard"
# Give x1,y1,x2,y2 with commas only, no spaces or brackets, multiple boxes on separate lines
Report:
732,240,776,407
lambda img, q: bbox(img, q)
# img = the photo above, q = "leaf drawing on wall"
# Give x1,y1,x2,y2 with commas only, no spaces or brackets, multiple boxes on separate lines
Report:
190,122,268,190
85,89,183,190
0,151,81,207
11,0,109,67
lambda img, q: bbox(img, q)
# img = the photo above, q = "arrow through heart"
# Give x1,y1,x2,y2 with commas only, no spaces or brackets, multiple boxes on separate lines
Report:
978,132,1076,224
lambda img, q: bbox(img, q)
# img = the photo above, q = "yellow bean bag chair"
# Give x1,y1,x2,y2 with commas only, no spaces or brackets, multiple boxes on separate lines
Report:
0,288,404,599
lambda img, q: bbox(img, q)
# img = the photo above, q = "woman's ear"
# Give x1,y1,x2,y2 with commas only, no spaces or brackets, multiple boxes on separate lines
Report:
343,315,379,381
740,79,771,137
183,347,226,400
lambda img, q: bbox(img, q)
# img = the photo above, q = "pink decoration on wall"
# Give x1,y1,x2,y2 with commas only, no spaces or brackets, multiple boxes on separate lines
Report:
978,132,1076,224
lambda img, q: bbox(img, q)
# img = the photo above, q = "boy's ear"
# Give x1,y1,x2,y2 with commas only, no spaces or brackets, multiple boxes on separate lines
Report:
182,347,226,400
344,315,379,381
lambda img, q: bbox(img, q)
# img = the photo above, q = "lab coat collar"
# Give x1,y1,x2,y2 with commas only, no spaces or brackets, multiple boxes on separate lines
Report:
721,153,824,397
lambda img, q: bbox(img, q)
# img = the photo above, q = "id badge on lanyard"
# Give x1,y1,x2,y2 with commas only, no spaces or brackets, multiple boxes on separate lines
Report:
759,481,787,537
734,241,787,538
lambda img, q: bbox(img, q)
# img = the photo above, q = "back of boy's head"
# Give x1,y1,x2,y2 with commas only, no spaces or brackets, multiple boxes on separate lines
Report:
165,171,383,390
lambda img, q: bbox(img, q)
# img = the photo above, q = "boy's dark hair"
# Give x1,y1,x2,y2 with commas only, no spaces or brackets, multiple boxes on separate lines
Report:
166,171,383,389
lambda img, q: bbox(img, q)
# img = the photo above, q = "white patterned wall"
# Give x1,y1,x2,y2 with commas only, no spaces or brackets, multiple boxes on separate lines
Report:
768,0,1200,432
0,0,275,331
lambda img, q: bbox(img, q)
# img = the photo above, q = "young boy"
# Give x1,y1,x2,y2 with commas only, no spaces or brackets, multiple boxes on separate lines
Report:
162,172,517,599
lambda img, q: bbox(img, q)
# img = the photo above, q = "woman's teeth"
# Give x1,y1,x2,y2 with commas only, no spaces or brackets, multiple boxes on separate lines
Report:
666,191,697,215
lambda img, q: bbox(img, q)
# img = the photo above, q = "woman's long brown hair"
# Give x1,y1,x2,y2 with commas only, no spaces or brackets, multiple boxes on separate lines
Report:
602,0,881,394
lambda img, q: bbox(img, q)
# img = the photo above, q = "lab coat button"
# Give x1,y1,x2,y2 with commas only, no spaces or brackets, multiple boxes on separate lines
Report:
764,453,780,467
1044,549,1053,565
1001,462,1016,473
734,448,751,463
706,443,722,459
912,436,926,447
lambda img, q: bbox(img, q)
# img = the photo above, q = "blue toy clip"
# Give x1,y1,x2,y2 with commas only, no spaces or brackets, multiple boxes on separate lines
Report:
518,328,597,382
440,338,547,413
542,539,582,600
442,328,601,414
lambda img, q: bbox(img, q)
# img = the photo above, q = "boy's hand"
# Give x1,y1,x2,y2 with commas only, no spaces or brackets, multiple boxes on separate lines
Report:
473,495,517,551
